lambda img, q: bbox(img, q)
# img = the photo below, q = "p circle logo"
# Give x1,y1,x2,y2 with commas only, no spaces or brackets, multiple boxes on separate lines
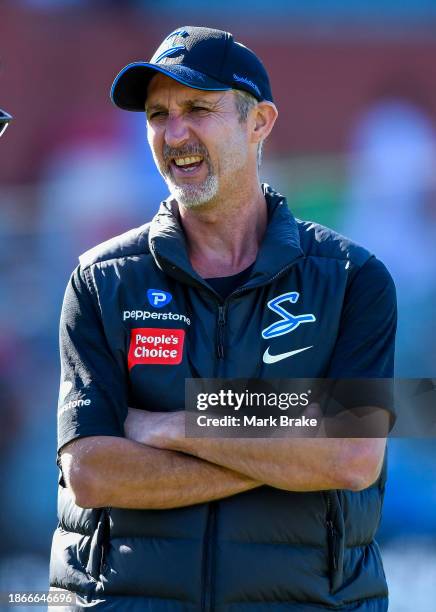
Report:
147,289,172,308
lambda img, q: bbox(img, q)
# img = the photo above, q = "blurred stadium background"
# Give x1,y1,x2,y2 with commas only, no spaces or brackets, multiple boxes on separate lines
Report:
1,1,435,610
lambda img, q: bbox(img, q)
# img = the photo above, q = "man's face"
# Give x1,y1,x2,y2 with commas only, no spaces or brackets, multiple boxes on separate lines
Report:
146,74,250,208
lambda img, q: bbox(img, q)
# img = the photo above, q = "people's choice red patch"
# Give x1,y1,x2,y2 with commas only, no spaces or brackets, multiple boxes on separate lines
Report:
128,328,185,369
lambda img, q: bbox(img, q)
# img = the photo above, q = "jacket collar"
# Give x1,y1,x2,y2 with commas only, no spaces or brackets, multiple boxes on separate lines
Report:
148,183,303,289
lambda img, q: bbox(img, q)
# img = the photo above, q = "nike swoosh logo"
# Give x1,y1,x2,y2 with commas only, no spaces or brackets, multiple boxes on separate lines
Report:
263,345,313,364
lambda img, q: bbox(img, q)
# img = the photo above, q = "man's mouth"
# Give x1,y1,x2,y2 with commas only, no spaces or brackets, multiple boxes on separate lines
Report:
171,155,204,174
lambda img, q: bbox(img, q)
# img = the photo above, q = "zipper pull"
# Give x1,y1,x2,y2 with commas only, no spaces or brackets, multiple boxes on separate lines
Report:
217,306,226,359
327,520,338,570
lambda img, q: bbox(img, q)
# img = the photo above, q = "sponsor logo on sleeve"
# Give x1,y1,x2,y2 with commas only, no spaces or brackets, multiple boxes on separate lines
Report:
58,396,92,416
58,380,93,415
128,327,185,369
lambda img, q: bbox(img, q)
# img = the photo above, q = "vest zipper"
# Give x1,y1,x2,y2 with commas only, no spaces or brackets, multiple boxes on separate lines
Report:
327,520,338,570
326,492,338,571
201,501,217,611
100,507,111,574
216,305,226,360
213,257,304,364
206,256,304,609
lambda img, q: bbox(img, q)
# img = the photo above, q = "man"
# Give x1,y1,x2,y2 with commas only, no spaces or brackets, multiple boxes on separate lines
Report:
50,27,396,611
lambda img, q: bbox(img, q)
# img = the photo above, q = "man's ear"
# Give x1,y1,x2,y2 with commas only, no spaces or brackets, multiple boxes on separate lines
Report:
250,102,278,145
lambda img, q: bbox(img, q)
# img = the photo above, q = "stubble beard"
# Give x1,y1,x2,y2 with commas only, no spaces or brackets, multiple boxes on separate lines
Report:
166,157,219,209
157,134,248,209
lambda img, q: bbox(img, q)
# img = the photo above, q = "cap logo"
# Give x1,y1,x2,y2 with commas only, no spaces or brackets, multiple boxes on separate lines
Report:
233,74,261,97
165,29,189,41
155,45,186,63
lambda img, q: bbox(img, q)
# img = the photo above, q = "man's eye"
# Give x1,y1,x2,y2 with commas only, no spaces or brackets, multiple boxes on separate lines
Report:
149,111,167,120
191,106,208,113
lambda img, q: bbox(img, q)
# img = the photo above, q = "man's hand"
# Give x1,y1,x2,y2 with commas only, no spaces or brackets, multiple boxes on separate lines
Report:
124,407,184,446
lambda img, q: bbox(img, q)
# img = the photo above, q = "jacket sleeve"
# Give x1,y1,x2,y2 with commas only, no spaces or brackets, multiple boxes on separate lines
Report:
326,256,397,378
57,265,128,460
323,256,397,424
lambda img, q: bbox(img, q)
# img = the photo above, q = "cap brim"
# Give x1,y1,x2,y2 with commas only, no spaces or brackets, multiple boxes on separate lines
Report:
111,62,231,112
0,109,12,121
0,109,12,137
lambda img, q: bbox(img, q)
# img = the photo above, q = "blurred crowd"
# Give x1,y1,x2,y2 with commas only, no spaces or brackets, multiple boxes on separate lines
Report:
0,2,435,610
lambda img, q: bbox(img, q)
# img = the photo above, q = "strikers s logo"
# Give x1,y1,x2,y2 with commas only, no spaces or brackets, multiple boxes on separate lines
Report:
147,289,172,308
262,292,316,339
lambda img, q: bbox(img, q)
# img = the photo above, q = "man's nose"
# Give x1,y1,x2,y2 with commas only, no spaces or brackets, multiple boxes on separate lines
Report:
164,114,190,148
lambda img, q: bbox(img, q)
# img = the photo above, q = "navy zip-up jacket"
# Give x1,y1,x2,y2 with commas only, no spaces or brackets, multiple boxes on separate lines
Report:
50,184,396,610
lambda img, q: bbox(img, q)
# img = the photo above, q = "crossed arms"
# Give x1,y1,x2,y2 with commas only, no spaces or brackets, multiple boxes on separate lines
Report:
61,407,387,510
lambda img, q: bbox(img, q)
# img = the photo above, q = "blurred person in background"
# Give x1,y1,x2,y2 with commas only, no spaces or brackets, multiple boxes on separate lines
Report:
341,82,436,568
35,111,167,351
50,26,396,611
342,86,436,378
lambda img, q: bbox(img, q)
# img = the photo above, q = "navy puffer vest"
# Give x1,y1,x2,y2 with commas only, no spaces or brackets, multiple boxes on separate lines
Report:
50,186,395,610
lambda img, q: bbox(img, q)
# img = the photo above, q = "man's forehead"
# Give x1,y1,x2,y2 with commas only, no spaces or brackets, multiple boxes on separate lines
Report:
146,73,229,108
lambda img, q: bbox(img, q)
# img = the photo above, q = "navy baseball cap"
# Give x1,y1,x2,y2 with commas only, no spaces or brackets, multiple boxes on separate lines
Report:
111,26,273,112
